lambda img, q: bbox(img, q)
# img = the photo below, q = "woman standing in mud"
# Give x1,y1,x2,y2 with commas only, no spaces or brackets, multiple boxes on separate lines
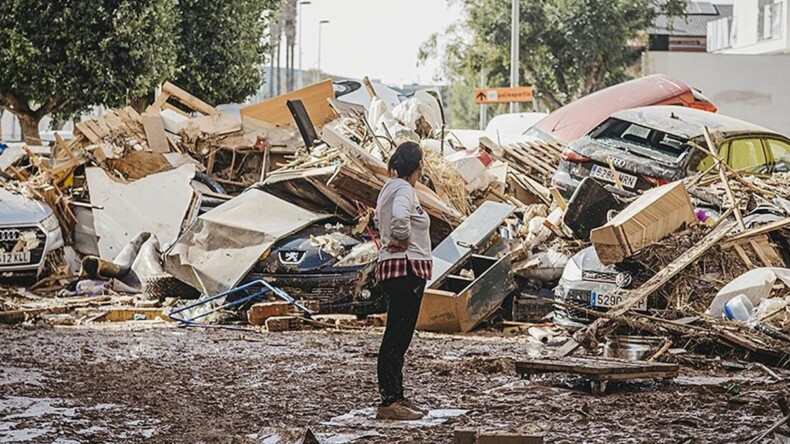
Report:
374,141,432,421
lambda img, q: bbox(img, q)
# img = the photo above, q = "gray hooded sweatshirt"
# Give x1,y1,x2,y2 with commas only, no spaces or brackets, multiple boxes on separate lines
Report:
375,178,432,262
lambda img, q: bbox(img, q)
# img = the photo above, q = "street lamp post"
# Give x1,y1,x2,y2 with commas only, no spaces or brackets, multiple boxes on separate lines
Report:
317,20,330,79
297,1,311,89
510,0,520,113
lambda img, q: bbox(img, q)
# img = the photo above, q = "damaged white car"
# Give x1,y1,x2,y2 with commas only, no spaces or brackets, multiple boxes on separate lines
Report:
0,187,64,279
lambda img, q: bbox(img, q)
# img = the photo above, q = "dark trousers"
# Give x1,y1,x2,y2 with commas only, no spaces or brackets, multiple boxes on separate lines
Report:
377,271,426,406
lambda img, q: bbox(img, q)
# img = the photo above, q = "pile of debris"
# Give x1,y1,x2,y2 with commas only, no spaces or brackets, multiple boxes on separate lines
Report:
4,74,790,385
0,77,563,330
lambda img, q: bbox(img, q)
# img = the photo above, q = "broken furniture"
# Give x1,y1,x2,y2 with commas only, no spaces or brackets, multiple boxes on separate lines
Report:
416,201,516,333
240,79,337,129
591,181,697,265
515,356,679,395
564,177,622,241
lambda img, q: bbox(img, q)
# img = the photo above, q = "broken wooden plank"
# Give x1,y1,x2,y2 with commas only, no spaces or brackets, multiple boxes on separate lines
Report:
503,145,553,177
703,126,745,229
241,79,336,128
99,307,172,322
515,356,679,378
578,220,738,347
551,338,580,358
724,217,790,244
142,111,170,153
549,187,566,211
751,237,784,267
75,122,102,144
150,90,172,112
733,243,755,268
162,81,219,116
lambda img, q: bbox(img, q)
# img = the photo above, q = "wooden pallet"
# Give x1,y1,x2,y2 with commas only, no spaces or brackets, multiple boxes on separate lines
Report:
515,356,679,395
723,234,784,268
500,140,564,184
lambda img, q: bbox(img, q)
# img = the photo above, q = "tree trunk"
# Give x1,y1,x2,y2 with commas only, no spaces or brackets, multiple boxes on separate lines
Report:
128,96,149,114
17,113,43,145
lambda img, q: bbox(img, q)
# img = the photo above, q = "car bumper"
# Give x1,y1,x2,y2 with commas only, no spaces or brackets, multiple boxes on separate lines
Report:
0,224,64,278
552,162,642,201
553,278,619,327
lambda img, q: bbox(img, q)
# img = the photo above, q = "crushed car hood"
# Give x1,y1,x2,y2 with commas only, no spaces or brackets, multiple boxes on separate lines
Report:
0,187,51,225
568,137,685,181
257,225,365,274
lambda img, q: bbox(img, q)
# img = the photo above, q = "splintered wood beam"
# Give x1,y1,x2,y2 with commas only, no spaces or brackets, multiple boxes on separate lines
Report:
549,187,567,211
702,126,745,229
577,220,738,348
162,81,219,116
724,217,790,243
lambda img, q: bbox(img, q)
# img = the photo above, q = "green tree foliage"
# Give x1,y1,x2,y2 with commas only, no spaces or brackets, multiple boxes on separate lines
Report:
0,0,179,143
0,0,280,144
174,0,278,105
420,0,685,128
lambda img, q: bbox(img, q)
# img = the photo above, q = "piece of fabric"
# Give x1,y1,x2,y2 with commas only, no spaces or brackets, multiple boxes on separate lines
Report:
375,178,432,262
377,267,426,406
376,258,433,282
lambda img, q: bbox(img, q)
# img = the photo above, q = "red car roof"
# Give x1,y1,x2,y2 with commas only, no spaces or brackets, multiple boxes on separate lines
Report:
531,74,697,145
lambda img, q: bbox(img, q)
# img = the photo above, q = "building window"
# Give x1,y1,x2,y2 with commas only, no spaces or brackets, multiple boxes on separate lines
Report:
758,1,784,41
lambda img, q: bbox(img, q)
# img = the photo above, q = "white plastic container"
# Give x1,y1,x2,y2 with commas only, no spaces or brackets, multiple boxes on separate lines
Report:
724,294,755,322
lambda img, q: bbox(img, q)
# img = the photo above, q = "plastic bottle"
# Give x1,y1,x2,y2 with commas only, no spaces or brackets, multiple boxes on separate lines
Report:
724,294,755,322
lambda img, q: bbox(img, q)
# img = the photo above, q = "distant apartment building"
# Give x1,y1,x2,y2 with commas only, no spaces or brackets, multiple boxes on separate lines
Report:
650,2,733,52
708,0,789,53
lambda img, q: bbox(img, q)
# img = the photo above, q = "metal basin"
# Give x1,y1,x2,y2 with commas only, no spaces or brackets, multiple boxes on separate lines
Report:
603,336,665,361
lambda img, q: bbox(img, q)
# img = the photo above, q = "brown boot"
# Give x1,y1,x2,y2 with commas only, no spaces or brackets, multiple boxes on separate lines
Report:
401,399,429,415
376,401,425,420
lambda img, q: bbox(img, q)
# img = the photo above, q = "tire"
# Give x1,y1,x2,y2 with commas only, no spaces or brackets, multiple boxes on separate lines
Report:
143,274,202,300
192,172,226,195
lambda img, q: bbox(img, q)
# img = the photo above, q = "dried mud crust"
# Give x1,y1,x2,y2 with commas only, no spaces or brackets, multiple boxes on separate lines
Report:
0,326,785,443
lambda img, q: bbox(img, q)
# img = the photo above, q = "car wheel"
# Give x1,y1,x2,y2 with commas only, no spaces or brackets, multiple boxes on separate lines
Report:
144,274,201,300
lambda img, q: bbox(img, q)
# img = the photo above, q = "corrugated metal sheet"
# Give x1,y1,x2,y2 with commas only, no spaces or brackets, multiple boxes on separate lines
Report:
651,3,733,37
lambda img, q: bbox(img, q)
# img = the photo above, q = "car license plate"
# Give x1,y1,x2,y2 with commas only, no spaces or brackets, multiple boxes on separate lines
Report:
589,164,638,189
0,251,31,265
591,290,647,311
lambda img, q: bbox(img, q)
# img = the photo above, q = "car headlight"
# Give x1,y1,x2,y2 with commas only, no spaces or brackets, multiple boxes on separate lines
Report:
561,257,583,282
334,241,378,268
40,213,60,232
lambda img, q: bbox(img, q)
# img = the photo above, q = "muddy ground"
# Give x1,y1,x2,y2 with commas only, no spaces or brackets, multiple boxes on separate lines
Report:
1,324,788,444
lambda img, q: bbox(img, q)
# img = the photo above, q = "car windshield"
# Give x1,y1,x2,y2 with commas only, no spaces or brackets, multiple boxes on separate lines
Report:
590,118,689,160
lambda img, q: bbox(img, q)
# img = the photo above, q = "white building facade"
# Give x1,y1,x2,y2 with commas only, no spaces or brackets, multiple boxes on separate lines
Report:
708,0,789,53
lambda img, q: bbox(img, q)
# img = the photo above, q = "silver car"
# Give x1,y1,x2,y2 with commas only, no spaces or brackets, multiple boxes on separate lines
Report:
0,187,64,278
